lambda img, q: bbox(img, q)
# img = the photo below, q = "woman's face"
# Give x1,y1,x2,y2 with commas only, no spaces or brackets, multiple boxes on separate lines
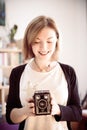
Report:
32,27,57,61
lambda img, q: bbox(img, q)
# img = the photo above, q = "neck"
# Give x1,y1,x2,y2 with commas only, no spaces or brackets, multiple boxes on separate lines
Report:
34,58,57,72
34,59,50,72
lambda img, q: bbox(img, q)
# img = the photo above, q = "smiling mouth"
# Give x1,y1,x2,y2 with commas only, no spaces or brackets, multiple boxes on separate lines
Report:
39,51,50,56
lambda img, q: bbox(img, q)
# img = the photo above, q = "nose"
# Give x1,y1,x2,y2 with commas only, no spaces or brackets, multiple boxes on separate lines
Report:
40,42,47,51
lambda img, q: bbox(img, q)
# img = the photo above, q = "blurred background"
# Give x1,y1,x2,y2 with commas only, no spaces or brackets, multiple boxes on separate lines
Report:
0,0,87,106
0,0,87,129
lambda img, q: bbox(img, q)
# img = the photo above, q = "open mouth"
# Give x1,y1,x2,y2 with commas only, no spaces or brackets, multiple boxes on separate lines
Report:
39,51,50,56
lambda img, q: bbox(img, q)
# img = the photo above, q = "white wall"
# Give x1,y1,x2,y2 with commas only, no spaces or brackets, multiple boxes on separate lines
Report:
1,0,87,100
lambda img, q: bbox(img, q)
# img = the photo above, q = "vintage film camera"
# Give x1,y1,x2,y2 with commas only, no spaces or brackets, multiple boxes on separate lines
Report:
33,90,51,115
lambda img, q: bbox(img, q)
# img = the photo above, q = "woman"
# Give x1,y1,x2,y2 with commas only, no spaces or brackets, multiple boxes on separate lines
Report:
6,15,82,130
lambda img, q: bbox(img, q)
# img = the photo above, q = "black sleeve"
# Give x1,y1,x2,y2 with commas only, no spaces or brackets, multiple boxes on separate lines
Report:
6,65,25,124
54,64,82,122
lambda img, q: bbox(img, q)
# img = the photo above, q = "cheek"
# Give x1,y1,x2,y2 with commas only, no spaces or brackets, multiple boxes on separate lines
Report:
50,43,56,51
32,46,36,53
32,44,37,49
32,45,39,55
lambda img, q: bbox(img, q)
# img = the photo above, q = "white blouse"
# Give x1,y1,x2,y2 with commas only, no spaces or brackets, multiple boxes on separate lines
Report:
20,59,68,130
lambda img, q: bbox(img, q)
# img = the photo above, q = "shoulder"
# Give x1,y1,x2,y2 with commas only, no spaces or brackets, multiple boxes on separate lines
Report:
59,62,76,75
12,64,26,73
10,64,27,79
59,62,74,70
58,62,77,83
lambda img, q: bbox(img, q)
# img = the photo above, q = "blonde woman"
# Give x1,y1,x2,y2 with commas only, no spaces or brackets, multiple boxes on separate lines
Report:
6,15,82,130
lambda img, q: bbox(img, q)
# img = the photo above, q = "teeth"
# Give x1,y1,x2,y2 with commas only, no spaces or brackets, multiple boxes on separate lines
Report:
39,51,49,55
39,52,46,54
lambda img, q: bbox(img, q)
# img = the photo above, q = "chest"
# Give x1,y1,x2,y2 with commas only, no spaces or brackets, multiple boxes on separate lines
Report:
20,67,68,106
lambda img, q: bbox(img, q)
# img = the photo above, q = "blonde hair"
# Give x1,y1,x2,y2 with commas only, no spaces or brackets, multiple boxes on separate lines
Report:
23,15,60,61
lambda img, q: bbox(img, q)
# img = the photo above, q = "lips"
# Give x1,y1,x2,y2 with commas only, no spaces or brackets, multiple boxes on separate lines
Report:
39,51,50,56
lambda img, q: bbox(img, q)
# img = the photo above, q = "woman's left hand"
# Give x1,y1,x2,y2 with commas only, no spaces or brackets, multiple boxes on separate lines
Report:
51,94,61,116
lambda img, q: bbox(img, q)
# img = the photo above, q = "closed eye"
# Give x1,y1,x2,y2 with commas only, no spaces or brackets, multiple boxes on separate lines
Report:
47,41,53,43
33,41,40,44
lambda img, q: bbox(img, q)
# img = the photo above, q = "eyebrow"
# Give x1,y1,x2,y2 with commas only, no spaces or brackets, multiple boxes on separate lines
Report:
48,37,54,39
35,37,54,40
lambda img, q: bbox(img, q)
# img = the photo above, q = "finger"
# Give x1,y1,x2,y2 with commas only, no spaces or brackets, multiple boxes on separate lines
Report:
26,97,34,103
51,98,56,106
28,98,34,103
29,107,35,116
28,102,34,108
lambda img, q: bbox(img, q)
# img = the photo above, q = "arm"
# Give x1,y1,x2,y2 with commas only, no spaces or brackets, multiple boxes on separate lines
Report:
54,64,82,122
59,77,82,121
10,107,28,124
6,65,35,124
10,98,35,124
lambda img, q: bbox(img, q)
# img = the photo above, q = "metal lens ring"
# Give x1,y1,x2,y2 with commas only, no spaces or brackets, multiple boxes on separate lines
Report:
38,99,47,109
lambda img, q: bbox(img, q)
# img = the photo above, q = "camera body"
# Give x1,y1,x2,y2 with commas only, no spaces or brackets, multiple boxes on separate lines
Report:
33,90,51,115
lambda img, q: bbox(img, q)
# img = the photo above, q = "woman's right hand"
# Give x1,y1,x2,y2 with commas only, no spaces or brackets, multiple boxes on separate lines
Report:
10,98,35,124
24,98,35,117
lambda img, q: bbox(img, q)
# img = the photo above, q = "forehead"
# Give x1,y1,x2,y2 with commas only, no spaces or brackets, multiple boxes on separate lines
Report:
36,27,56,39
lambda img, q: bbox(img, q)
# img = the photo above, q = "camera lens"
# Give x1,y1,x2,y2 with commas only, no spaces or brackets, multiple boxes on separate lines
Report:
38,99,47,109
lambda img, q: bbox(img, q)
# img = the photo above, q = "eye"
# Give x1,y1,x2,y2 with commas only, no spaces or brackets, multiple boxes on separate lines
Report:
47,41,53,44
33,41,40,44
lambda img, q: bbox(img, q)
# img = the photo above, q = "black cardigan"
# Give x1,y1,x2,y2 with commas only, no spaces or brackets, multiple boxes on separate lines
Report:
6,63,82,130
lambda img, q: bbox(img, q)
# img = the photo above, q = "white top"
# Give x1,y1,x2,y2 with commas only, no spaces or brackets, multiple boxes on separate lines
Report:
20,59,68,130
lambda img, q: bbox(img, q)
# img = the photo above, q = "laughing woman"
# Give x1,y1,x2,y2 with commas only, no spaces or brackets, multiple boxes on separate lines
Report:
6,15,82,130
